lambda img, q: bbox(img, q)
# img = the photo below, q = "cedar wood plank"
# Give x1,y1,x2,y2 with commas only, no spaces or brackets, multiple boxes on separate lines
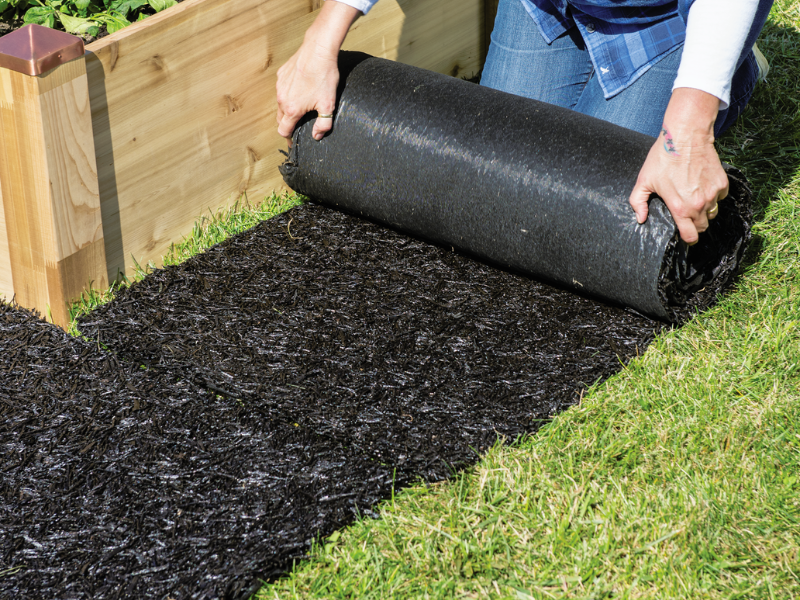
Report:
0,184,12,300
0,59,106,325
85,0,483,281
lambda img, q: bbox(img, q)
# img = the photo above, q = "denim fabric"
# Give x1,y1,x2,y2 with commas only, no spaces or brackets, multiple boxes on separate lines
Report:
519,0,687,98
481,0,772,137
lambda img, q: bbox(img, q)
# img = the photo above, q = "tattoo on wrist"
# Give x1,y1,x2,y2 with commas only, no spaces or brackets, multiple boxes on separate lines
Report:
661,126,681,156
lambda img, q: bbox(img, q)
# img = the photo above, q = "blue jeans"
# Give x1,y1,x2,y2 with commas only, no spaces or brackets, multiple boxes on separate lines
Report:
481,0,772,138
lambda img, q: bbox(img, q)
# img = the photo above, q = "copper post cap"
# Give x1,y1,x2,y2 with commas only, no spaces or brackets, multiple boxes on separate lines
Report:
0,24,84,76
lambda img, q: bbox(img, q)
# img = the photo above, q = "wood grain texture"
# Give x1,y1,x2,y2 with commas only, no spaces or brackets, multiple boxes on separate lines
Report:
0,70,16,301
0,58,106,326
0,68,57,318
345,0,483,77
0,184,13,301
85,0,483,281
39,68,104,262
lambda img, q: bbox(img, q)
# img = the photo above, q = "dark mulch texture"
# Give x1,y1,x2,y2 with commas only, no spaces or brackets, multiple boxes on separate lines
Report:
2,202,662,599
80,205,656,480
79,204,661,483
0,303,395,599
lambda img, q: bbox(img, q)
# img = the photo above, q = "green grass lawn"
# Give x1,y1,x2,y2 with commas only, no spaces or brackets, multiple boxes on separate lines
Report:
70,3,800,598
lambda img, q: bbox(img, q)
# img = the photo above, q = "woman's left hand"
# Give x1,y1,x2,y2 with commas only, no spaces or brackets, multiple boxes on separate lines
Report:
628,88,729,245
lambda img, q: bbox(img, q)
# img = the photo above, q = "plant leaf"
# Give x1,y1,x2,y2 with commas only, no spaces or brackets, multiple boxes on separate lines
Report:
102,13,130,33
108,0,146,15
73,0,91,10
58,11,97,34
23,5,52,23
147,0,174,12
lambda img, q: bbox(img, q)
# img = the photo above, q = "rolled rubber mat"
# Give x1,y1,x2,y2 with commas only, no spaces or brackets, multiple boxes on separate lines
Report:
281,53,752,322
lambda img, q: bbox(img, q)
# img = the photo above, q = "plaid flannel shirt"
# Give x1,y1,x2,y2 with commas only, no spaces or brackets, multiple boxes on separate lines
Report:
341,0,699,99
519,0,695,98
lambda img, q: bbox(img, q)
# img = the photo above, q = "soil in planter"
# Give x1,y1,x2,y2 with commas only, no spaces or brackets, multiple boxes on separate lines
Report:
2,202,663,600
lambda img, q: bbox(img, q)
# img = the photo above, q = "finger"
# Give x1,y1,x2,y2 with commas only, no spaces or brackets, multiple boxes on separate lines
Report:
718,181,729,202
708,178,728,220
311,98,337,140
695,209,710,233
675,216,699,245
276,82,287,127
311,113,334,141
277,113,299,140
628,184,652,224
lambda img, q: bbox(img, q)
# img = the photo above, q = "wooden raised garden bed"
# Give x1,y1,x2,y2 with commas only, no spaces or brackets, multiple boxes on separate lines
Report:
0,0,497,326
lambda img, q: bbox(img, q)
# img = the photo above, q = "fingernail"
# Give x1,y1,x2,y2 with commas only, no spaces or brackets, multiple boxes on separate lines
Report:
314,133,323,141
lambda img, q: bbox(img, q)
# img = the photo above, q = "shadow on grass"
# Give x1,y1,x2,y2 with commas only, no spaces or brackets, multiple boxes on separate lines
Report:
717,20,800,220
716,18,800,269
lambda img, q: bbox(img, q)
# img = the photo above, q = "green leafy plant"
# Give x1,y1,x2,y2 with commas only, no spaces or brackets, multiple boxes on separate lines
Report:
0,0,33,22
3,0,176,39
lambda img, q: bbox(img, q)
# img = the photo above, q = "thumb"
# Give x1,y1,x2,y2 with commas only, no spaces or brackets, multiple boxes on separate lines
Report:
628,181,652,225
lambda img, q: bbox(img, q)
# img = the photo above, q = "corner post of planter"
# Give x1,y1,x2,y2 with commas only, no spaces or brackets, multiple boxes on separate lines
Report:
0,24,107,327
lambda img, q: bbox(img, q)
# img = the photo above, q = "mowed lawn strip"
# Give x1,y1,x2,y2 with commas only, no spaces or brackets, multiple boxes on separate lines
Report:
254,4,800,599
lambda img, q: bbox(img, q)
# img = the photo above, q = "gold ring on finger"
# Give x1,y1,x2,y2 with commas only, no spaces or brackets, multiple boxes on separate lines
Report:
708,204,719,217
317,113,334,119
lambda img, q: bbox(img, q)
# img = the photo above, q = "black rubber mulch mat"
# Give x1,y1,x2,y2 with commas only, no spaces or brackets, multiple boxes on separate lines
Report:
2,202,663,599
79,204,662,482
0,303,395,599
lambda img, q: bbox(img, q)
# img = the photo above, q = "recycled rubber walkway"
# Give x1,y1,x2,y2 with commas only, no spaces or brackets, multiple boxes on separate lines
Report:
2,203,661,599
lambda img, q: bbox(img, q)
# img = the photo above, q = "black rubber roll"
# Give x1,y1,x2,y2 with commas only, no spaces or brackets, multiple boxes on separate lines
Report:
281,52,752,322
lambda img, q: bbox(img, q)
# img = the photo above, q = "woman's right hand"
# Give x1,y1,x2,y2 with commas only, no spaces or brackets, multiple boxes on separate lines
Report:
276,1,361,142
